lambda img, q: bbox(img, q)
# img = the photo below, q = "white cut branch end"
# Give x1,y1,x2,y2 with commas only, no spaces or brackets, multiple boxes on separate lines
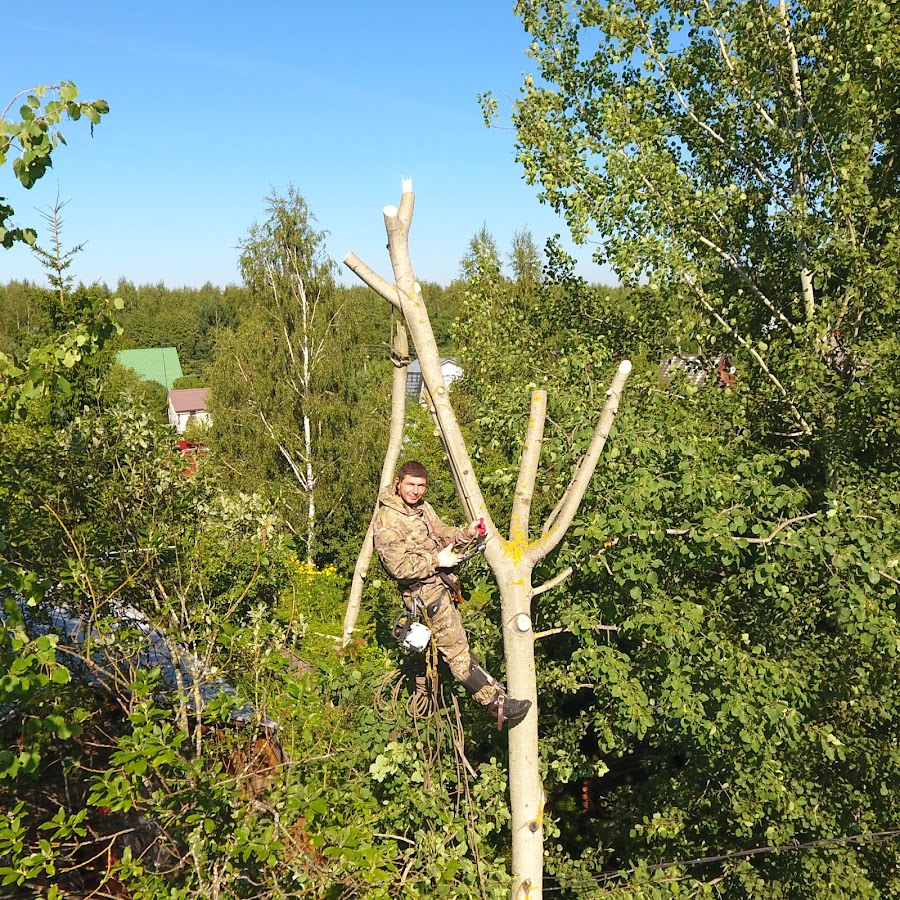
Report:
619,359,632,375
401,176,413,193
383,205,399,217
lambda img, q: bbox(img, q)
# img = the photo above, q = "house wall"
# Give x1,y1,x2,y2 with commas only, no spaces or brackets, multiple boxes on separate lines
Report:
167,404,211,434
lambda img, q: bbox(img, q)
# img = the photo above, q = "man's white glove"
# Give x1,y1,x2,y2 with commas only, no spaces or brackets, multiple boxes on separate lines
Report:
436,545,463,569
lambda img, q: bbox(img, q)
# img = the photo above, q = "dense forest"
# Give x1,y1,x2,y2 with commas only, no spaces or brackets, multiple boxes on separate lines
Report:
2,0,899,897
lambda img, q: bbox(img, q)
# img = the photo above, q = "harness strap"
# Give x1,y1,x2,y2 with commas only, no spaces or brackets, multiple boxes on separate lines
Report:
459,660,492,695
420,603,440,714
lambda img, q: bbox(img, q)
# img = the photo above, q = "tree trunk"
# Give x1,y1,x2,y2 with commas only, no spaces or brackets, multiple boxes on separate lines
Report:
342,322,410,646
298,274,316,564
345,184,631,899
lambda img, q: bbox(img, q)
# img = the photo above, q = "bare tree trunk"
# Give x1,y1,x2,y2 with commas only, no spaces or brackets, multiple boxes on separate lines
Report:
297,274,317,563
345,183,631,899
423,387,476,521
342,322,410,646
778,0,816,322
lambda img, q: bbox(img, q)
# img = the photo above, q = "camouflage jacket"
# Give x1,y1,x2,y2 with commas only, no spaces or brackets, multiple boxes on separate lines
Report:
373,486,473,607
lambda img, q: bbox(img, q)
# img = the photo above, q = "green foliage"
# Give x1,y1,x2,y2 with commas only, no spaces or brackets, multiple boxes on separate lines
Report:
512,0,900,450
538,398,900,896
0,280,44,357
453,3,900,891
172,373,207,389
99,364,169,423
114,278,244,378
422,280,464,350
0,83,109,247
0,292,122,422
207,187,393,566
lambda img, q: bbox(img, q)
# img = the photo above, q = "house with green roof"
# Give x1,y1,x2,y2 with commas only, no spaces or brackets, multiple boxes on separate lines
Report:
117,347,184,390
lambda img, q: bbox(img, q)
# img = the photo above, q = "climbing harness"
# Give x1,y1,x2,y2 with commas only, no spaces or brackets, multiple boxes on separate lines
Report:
392,536,485,648
392,531,487,650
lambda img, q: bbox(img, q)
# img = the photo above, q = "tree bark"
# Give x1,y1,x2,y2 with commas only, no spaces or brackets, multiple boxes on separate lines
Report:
778,0,817,322
342,322,410,646
345,185,631,899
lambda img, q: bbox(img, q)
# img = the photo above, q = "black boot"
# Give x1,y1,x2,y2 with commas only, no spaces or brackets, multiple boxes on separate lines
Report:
486,692,532,729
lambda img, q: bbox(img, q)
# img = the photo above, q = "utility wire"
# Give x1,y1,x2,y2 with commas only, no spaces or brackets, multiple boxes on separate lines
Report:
542,829,900,892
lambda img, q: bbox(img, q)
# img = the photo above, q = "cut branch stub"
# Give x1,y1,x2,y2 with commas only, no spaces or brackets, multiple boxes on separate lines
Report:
510,390,548,544
528,359,632,566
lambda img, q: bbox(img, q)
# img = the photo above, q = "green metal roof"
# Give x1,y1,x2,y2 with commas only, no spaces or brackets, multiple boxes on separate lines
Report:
117,347,184,390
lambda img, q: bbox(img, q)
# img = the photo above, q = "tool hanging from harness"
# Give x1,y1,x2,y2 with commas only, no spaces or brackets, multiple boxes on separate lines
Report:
392,597,432,652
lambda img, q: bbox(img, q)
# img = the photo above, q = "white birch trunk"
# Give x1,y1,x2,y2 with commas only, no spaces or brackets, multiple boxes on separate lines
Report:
298,274,316,564
302,411,315,564
778,0,817,322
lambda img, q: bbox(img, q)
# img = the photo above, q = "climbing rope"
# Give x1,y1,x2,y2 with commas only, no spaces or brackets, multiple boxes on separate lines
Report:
371,618,489,900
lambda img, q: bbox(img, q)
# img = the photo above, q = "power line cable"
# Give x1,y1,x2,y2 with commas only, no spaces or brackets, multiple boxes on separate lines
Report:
541,829,900,892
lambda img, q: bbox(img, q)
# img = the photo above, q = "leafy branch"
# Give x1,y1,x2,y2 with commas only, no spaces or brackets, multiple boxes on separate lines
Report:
0,82,109,247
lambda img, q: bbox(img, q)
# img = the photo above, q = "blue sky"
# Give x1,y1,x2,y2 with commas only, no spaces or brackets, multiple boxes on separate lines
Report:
2,1,615,290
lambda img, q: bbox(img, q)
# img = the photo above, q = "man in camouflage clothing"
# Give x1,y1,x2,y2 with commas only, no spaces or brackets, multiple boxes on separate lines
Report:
374,460,531,728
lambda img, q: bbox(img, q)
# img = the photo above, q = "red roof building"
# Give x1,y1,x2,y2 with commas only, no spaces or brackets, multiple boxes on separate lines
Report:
167,388,211,433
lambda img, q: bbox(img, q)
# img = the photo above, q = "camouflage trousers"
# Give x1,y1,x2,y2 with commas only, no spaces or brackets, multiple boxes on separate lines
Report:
420,592,499,706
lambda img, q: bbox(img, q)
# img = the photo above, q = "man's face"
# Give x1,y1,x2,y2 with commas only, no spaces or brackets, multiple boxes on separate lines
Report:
396,474,427,506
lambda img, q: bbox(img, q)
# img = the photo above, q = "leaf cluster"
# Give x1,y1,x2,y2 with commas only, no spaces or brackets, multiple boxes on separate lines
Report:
0,83,109,247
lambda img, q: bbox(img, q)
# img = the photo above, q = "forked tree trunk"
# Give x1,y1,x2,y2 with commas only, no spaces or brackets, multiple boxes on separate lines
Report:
345,183,631,899
342,321,410,646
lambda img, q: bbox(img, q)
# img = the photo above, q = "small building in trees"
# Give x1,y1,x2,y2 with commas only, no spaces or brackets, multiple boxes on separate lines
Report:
117,347,184,390
406,357,462,401
658,352,736,389
167,388,211,433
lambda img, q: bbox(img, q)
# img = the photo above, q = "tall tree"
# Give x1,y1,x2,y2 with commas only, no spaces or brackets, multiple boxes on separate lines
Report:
460,224,502,282
504,0,899,457
345,183,631,898
208,187,336,561
508,228,542,296
208,188,392,565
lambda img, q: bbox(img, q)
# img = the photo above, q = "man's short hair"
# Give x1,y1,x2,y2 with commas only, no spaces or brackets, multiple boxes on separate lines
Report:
397,460,428,481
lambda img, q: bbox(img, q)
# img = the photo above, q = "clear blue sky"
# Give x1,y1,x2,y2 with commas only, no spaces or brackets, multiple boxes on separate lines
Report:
2,1,615,290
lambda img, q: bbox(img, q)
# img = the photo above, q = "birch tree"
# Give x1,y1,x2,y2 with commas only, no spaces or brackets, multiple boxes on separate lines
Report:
345,182,631,898
209,187,338,562
502,0,899,456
